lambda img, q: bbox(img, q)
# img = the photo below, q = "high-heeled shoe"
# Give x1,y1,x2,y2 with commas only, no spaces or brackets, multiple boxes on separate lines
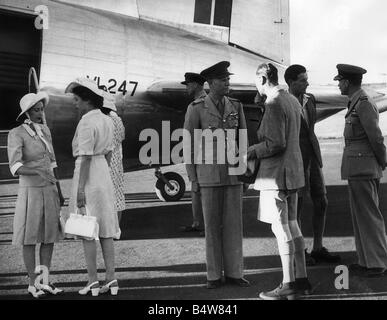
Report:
78,281,100,296
36,282,64,295
99,279,119,295
27,285,46,299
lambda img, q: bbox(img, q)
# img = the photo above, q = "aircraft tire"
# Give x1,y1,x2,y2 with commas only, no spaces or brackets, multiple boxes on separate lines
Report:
155,172,186,202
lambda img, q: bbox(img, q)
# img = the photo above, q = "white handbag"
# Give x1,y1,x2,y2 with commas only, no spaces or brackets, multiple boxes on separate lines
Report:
64,206,99,240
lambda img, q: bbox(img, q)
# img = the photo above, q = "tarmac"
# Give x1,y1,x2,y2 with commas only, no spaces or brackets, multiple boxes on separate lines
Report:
1,135,387,301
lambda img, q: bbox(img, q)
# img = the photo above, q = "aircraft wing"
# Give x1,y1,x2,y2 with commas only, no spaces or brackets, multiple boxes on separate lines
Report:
145,81,387,122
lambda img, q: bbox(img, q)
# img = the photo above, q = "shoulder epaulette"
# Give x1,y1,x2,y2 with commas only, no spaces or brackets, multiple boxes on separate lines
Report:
228,97,240,102
360,96,368,102
192,98,205,105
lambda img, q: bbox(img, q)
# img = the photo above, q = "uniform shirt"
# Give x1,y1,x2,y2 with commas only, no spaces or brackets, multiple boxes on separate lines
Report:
184,95,247,187
341,88,386,180
72,109,114,157
7,123,57,187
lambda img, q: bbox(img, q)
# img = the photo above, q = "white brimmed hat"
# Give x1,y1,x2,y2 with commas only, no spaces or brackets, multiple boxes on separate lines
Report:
17,92,49,121
102,91,117,112
65,77,104,98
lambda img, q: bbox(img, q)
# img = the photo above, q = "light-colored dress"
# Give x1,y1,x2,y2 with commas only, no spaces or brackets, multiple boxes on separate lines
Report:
64,109,121,239
7,123,61,245
108,111,125,212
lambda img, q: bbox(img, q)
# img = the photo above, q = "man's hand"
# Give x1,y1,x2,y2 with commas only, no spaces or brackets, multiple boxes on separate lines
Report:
192,181,200,193
247,146,257,160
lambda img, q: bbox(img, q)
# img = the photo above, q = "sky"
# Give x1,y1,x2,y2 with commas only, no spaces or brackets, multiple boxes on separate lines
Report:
290,0,387,84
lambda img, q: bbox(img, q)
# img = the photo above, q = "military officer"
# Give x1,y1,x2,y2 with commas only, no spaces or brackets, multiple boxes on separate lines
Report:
183,61,250,289
180,73,206,234
334,64,387,277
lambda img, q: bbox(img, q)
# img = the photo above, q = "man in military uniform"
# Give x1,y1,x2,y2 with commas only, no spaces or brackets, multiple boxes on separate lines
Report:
334,64,387,277
183,61,250,289
180,73,206,234
285,64,340,265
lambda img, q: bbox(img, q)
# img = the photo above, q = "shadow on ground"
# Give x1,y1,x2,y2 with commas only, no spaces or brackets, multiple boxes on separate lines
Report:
119,184,387,240
1,251,387,300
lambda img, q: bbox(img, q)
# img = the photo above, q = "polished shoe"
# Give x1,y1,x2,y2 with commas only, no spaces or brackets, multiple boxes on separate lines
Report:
295,277,312,295
311,247,341,264
206,279,222,289
78,281,100,296
27,285,46,299
259,282,297,300
36,282,64,295
225,277,250,287
305,249,316,266
100,279,119,295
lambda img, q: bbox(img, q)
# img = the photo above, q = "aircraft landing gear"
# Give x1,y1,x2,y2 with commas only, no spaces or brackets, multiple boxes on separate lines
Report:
154,167,186,202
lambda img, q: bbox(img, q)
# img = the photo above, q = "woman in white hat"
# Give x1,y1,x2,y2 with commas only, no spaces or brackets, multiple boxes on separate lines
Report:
63,78,121,297
7,91,65,298
101,93,126,222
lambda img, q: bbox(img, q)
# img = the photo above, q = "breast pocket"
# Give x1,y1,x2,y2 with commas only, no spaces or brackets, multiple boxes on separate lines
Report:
226,112,239,128
347,115,366,138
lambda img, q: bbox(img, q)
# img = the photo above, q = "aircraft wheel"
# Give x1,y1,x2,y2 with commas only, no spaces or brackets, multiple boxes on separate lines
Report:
155,172,186,202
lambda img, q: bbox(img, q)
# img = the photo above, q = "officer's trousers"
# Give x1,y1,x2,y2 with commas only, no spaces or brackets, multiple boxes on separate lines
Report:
201,185,243,280
348,179,387,269
191,189,203,227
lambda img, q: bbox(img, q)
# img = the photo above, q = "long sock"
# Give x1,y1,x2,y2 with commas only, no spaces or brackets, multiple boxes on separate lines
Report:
280,253,295,283
294,237,307,278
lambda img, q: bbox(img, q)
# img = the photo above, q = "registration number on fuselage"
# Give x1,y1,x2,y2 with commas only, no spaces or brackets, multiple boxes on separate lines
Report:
86,76,138,96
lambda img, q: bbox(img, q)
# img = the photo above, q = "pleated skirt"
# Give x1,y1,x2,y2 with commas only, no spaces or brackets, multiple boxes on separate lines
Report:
13,184,62,245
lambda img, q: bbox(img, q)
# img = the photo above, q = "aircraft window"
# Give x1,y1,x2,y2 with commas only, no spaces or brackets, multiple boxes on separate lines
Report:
194,0,212,24
214,0,232,27
194,0,232,27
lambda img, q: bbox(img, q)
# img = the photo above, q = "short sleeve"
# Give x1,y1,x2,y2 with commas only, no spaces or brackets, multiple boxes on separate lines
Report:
7,129,24,176
77,120,95,156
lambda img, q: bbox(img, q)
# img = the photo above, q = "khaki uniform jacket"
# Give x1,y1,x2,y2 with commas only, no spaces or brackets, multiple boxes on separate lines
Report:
341,88,386,180
184,95,247,187
299,94,323,168
253,88,305,191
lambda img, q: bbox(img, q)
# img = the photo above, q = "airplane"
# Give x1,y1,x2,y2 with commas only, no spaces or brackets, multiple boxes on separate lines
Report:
1,0,386,202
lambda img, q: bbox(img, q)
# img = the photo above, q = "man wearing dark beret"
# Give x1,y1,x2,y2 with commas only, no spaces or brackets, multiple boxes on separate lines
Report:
180,73,206,235
183,61,249,289
334,64,387,277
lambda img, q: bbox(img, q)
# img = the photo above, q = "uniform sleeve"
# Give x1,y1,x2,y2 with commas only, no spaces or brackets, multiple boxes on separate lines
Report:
357,100,387,167
7,130,24,176
43,126,57,169
77,120,95,156
253,101,287,159
183,103,200,182
239,102,247,130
